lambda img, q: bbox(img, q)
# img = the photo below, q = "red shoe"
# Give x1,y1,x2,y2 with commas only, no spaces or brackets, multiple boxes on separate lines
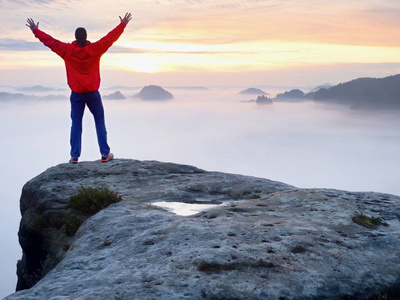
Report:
69,157,79,164
101,153,114,163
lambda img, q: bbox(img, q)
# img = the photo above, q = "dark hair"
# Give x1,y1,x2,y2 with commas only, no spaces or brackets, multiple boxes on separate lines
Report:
75,27,87,47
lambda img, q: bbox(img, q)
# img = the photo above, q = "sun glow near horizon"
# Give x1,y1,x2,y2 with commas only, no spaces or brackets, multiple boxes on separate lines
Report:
102,38,400,75
113,54,162,73
106,8,400,75
1,0,400,86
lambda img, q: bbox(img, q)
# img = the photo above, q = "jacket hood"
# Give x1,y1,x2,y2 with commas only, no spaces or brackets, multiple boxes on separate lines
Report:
72,40,92,47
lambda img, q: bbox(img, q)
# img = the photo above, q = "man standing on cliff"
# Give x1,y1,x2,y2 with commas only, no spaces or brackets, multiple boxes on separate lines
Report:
26,13,132,163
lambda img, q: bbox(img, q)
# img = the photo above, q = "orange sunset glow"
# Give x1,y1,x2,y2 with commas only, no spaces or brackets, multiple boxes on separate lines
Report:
1,0,400,86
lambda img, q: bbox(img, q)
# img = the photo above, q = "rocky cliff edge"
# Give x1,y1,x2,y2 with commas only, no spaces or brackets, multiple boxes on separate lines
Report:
5,159,400,299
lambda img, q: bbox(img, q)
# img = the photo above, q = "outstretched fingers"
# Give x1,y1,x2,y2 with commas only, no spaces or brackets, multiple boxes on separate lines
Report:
26,18,39,30
119,12,132,24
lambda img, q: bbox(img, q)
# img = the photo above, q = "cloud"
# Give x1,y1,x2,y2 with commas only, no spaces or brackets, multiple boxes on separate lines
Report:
108,45,256,55
2,0,70,4
107,46,146,54
140,1,400,47
0,40,255,56
5,0,400,47
0,39,47,51
1,0,400,89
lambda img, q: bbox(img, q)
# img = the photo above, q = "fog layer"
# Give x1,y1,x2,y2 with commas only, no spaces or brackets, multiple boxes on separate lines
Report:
1,87,399,297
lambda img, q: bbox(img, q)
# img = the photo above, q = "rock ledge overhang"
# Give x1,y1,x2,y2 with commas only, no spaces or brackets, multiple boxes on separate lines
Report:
5,159,400,299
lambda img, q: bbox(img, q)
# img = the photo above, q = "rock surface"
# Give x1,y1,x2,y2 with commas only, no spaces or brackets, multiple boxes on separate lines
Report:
5,159,400,299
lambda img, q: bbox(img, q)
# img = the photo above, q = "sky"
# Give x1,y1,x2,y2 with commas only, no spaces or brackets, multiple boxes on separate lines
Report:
1,0,400,88
1,1,400,296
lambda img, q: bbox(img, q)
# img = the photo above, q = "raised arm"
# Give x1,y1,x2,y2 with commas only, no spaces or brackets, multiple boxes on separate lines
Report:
92,13,132,54
26,17,67,58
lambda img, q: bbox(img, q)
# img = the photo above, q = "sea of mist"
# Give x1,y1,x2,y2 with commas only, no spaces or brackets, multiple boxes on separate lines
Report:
1,86,400,297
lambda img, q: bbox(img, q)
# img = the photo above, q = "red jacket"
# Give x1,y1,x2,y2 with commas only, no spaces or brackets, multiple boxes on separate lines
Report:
33,22,126,93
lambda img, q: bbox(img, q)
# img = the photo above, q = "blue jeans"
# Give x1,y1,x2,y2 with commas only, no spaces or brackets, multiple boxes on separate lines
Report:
70,91,110,157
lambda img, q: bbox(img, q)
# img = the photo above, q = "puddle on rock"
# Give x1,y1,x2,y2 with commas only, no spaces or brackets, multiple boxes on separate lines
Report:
152,201,223,216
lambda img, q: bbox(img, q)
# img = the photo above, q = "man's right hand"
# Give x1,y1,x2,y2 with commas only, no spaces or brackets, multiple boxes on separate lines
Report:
26,18,39,31
119,13,132,25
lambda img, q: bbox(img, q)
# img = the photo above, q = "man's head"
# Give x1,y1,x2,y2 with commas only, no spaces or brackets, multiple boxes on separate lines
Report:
75,27,87,47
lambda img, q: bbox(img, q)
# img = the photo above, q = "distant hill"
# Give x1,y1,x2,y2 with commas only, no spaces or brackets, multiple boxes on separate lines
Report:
135,85,173,101
0,92,25,101
314,74,400,109
0,92,66,101
309,83,332,92
256,95,273,105
275,89,305,101
103,91,125,100
17,85,65,92
239,88,268,95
